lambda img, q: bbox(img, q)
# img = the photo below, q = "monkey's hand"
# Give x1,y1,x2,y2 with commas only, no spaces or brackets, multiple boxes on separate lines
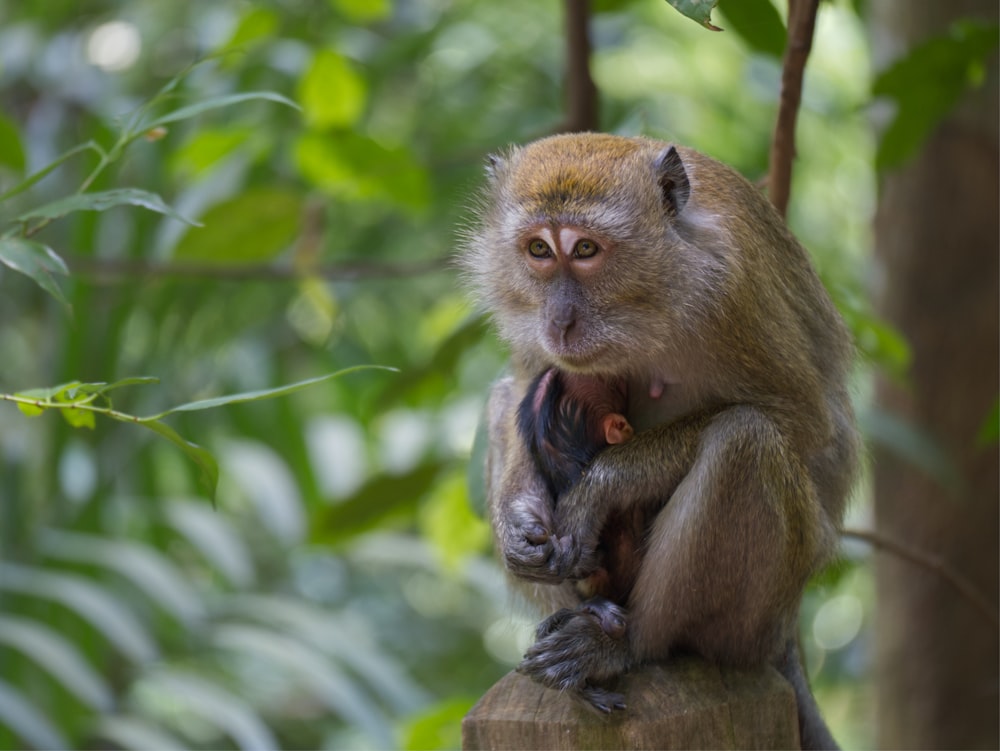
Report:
500,504,577,582
518,598,630,714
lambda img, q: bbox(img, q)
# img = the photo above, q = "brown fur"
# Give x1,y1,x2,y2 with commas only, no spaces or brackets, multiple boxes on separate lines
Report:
463,134,858,748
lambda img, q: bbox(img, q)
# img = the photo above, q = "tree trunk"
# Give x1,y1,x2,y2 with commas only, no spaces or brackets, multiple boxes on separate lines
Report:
870,1,999,748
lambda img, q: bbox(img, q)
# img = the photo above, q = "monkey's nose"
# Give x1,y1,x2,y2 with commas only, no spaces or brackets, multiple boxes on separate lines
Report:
549,312,578,344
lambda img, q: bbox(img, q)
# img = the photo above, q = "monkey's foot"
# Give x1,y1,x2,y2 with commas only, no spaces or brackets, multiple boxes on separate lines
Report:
518,599,631,713
580,685,627,715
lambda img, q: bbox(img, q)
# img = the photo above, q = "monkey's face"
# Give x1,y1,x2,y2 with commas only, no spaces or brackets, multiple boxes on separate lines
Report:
465,133,705,376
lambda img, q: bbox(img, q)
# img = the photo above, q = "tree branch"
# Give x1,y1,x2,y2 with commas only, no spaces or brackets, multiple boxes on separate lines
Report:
64,256,452,284
768,0,819,218
842,528,1000,630
562,0,599,133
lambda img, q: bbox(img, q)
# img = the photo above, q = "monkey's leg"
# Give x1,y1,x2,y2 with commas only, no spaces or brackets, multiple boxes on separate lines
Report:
625,405,829,665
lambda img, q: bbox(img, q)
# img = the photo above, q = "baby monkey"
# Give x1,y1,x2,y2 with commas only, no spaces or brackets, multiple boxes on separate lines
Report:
517,368,643,619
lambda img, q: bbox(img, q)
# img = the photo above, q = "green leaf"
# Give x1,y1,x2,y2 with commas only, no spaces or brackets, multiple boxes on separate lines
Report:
170,127,254,177
145,91,300,130
0,140,103,203
40,530,206,626
329,0,391,23
0,237,70,307
0,615,114,710
718,0,786,58
137,418,220,500
166,500,255,588
140,670,278,751
664,0,722,30
297,49,367,129
16,188,200,225
0,563,157,662
157,367,397,415
977,396,999,447
172,188,304,264
95,716,188,751
401,697,476,751
212,624,392,747
313,460,449,545
873,20,999,171
0,679,69,751
61,406,96,429
220,8,279,53
0,115,25,173
295,131,429,211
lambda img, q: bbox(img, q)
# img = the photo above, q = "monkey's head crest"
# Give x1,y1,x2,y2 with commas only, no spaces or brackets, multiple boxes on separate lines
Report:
486,133,690,222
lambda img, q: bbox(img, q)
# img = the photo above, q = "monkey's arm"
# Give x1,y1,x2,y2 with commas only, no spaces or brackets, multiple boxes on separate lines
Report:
518,408,719,582
485,376,576,581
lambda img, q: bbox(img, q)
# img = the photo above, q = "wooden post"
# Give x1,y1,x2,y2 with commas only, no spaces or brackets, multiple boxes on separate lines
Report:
462,656,800,750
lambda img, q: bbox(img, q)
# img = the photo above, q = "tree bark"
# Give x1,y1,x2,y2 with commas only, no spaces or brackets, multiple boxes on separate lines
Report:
870,1,999,748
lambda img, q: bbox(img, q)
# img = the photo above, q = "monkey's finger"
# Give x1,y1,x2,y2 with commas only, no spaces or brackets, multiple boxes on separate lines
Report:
579,686,627,714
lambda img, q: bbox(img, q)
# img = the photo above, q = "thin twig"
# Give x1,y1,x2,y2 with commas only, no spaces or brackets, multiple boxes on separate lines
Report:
562,0,598,133
64,256,452,284
842,527,1000,630
768,0,819,218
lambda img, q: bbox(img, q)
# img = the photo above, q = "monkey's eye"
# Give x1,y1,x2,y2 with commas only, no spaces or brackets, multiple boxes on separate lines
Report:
573,239,600,259
527,239,553,259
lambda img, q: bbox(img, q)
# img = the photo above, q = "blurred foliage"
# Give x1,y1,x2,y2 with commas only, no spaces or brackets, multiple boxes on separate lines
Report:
0,0,979,748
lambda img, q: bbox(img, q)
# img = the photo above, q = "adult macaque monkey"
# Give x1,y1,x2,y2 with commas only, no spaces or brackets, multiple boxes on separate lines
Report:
461,133,858,749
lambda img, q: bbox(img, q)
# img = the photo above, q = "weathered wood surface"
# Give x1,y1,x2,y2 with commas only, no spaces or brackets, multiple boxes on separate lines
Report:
462,656,800,750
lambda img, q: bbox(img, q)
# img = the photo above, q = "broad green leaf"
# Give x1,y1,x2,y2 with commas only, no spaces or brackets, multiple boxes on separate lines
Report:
16,188,199,225
136,418,220,500
222,595,427,713
212,623,392,746
0,115,25,173
95,716,188,751
874,20,999,171
40,530,206,626
313,459,449,545
166,499,255,587
0,140,103,203
0,680,69,751
0,615,114,710
329,0,391,23
170,127,254,177
172,188,304,264
0,237,69,306
0,563,157,662
61,406,96,429
140,670,278,751
295,131,429,211
158,367,396,415
401,697,476,751
664,0,721,30
718,0,786,58
419,470,491,568
221,8,279,53
297,49,367,129
145,91,300,130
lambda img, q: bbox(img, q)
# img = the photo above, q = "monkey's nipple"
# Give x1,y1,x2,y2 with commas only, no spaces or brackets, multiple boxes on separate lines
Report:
649,378,667,400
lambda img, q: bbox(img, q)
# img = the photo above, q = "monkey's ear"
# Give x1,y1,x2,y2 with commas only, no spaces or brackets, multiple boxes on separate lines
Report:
655,146,691,217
